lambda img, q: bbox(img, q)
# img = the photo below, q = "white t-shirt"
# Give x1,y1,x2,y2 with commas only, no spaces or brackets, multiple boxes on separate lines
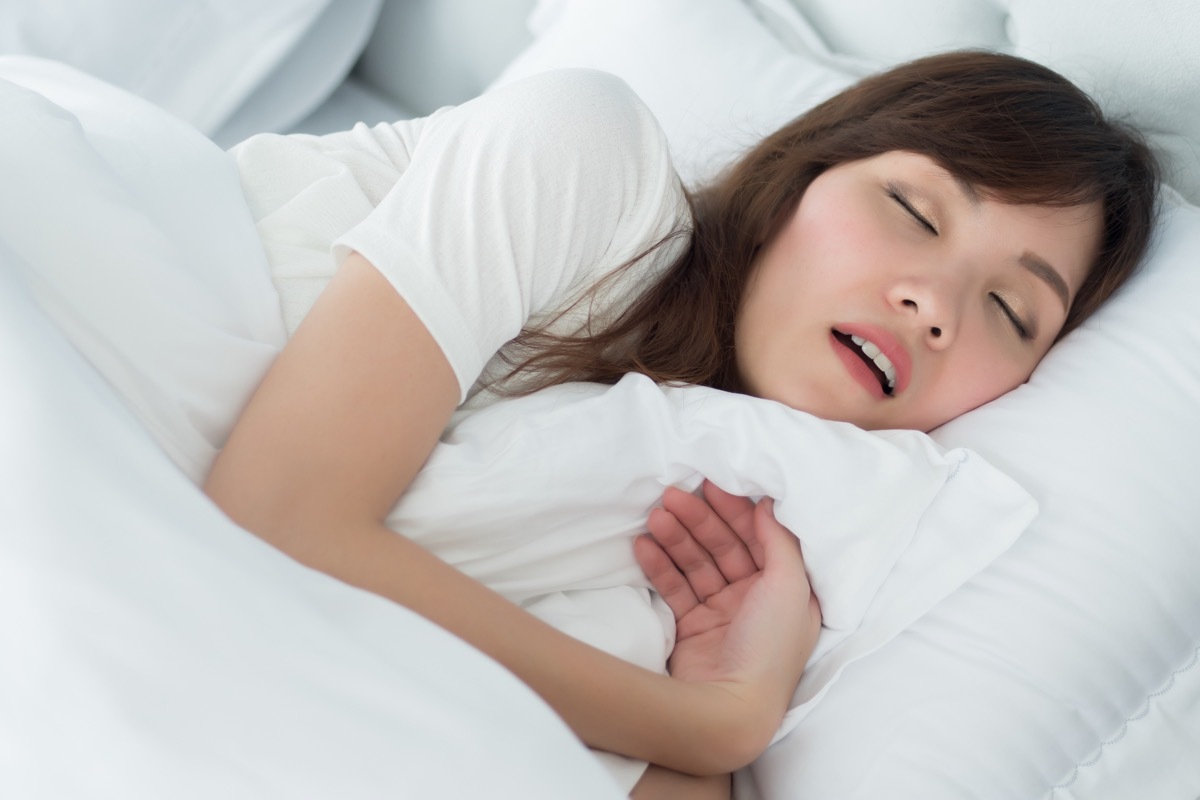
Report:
231,68,691,414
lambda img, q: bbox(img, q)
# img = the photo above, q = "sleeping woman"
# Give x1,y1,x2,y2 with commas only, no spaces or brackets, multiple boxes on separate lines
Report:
204,51,1158,798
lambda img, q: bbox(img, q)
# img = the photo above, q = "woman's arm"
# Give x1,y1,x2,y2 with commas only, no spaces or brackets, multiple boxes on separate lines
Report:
205,253,813,774
631,481,823,799
632,766,730,800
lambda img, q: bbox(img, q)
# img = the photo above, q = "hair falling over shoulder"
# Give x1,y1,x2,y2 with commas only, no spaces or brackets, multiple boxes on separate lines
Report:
496,50,1160,396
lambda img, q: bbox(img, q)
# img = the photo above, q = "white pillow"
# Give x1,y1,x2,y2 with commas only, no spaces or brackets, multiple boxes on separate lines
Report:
210,0,385,147
0,61,626,800
491,0,858,187
1005,0,1200,204
389,373,1035,729
752,0,1200,204
0,0,380,143
494,1,1200,797
757,0,1008,64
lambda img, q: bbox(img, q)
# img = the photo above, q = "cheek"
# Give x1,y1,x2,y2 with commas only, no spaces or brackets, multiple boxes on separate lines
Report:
792,203,869,271
938,351,1031,419
742,227,813,328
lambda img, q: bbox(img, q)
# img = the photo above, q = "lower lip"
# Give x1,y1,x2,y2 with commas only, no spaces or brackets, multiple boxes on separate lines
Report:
829,332,887,400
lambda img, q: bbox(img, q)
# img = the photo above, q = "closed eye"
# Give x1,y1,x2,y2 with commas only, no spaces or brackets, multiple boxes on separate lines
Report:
886,183,938,235
991,293,1032,340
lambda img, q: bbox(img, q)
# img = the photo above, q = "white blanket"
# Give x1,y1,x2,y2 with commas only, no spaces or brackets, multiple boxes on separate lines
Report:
0,59,627,800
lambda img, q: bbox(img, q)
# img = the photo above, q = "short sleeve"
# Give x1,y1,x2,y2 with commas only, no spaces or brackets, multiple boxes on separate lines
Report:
332,69,688,402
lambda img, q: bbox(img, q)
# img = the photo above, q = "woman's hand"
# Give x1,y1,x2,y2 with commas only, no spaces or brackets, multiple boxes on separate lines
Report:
635,481,822,757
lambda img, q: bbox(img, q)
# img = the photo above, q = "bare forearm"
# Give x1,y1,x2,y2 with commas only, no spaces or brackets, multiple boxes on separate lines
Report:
261,518,764,774
632,766,731,800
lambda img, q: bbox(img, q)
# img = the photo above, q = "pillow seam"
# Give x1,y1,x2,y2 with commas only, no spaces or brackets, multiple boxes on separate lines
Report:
1047,642,1200,793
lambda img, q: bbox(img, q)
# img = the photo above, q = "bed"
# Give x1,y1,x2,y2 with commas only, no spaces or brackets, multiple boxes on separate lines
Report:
2,1,1198,797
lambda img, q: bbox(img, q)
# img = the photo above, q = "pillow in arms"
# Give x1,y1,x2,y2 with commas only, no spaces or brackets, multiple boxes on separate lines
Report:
390,372,1036,738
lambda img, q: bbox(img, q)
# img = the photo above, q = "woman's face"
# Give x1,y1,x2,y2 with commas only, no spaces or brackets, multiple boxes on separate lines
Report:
735,151,1102,432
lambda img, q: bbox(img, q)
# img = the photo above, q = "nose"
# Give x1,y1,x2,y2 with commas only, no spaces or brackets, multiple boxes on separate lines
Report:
887,278,959,349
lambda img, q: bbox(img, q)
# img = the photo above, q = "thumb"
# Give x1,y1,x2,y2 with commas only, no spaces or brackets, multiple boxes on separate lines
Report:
756,498,802,567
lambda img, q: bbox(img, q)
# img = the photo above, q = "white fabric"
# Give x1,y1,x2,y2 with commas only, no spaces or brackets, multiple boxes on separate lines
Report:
494,2,1200,798
752,0,1008,64
233,68,689,404
1049,646,1200,800
503,0,1200,205
287,75,413,138
209,0,385,147
1004,0,1200,205
749,0,1200,205
0,0,343,137
393,372,1036,739
492,0,858,188
0,55,285,484
355,0,538,116
0,59,625,800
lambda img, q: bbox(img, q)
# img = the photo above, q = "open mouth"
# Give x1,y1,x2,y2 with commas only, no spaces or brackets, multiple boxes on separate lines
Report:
833,330,896,396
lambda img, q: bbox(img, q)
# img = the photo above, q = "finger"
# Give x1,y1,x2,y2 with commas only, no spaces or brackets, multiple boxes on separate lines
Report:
646,502,729,601
754,498,824,647
737,499,770,571
633,533,700,620
752,497,802,575
662,485,758,584
701,480,756,542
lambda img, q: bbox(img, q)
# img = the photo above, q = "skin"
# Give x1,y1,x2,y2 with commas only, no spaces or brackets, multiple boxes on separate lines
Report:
735,151,1102,432
636,483,781,798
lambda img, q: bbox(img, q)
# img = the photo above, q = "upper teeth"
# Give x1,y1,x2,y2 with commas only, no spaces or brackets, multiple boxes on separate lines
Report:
850,335,897,390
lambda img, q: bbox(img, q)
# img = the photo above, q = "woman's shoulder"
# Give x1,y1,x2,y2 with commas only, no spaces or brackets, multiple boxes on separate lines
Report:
490,68,662,135
472,68,680,191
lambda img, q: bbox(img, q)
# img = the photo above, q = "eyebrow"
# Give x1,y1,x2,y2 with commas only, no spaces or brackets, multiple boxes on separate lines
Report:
947,177,1071,311
953,176,981,208
1019,251,1071,311
925,174,1073,311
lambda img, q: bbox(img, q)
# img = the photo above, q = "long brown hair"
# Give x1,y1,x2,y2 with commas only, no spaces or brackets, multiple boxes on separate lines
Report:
497,51,1160,396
